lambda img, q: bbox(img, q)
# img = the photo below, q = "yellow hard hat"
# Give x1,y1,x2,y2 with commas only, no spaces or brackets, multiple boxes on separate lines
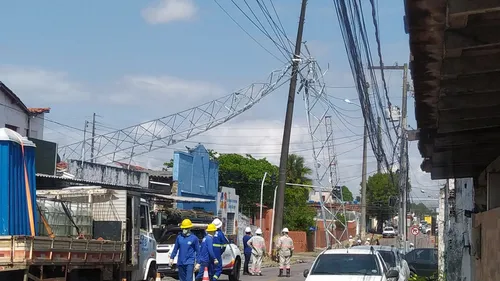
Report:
180,219,193,229
206,223,217,232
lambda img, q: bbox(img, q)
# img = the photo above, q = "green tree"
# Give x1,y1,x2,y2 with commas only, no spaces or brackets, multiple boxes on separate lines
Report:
217,153,278,213
286,154,312,185
410,202,435,217
365,173,399,222
163,158,174,169
283,154,316,231
341,186,353,201
214,152,316,232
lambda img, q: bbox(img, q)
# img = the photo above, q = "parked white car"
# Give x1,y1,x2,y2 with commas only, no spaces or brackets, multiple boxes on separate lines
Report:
356,246,410,281
303,248,400,281
382,227,397,238
156,223,242,281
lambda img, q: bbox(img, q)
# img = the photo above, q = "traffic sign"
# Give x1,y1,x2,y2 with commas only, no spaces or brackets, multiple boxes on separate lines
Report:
411,226,420,236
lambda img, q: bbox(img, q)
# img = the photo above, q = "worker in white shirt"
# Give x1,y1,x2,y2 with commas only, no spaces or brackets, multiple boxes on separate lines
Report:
247,228,266,276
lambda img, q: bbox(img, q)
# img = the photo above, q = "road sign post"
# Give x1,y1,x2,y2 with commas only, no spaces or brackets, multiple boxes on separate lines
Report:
410,226,419,248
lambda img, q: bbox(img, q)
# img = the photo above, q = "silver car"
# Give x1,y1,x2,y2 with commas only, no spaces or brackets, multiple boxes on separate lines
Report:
354,246,410,281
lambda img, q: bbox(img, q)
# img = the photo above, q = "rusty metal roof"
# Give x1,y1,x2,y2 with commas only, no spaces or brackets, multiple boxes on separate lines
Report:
408,0,500,179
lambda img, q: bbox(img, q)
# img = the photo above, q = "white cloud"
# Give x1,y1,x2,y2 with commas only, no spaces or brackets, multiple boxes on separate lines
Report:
141,0,197,25
0,65,91,104
109,75,224,105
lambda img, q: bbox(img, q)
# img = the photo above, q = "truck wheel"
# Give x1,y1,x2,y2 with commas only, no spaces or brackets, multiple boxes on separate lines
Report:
146,264,157,281
229,258,241,281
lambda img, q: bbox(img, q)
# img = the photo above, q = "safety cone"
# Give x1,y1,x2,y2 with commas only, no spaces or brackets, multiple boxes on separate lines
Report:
156,272,161,281
202,267,210,281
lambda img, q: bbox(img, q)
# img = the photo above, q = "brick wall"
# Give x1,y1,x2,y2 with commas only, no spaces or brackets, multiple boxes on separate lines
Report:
473,207,500,281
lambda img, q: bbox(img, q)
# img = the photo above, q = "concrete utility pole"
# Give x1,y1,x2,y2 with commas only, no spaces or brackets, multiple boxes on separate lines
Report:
274,0,308,247
360,125,368,237
369,64,409,249
377,116,382,173
81,120,89,163
90,113,96,163
400,63,409,251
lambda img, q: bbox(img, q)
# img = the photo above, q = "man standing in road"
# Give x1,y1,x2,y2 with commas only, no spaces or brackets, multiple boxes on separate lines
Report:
276,227,294,277
169,219,199,281
242,227,253,275
211,218,229,281
195,224,218,281
247,228,266,276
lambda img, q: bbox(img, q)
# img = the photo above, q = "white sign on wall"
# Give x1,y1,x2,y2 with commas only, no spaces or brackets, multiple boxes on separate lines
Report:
217,186,239,235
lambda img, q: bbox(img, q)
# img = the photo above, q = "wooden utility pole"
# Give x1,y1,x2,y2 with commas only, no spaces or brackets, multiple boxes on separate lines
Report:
274,0,308,249
360,125,368,237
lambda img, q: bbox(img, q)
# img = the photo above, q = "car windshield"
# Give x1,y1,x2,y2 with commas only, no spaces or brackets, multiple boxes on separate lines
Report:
384,227,394,231
379,251,396,267
159,228,206,244
310,254,381,276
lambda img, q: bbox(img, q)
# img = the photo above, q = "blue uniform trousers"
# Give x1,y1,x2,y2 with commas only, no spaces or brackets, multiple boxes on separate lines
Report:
195,263,213,281
178,264,194,281
213,249,223,280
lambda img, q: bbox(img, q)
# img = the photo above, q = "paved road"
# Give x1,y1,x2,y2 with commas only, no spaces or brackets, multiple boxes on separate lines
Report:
237,263,311,281
378,232,435,249
162,263,312,281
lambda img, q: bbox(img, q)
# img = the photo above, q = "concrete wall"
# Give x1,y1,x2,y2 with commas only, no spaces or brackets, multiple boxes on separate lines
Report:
68,160,149,188
0,91,44,138
173,144,218,213
445,178,474,281
473,207,500,281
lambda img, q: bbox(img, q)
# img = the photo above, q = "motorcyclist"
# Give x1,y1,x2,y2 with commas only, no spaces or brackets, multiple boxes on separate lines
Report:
211,218,229,281
242,227,252,275
169,219,199,281
195,224,218,281
276,227,294,277
247,228,266,276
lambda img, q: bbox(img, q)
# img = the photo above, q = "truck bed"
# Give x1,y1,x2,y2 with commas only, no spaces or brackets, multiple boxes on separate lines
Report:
0,236,125,270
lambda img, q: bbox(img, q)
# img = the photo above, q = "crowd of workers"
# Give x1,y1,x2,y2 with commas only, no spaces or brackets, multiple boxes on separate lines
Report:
168,217,295,281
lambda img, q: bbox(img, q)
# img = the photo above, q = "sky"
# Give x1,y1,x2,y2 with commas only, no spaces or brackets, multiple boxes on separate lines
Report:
0,0,443,207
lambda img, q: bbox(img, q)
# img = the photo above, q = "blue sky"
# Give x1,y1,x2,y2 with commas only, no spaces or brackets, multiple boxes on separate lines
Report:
0,0,442,206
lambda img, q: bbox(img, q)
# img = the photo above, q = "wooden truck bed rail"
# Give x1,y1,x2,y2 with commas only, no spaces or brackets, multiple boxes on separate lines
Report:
0,236,125,269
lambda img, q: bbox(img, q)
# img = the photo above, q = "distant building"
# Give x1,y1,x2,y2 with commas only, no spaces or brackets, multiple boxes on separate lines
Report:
173,144,219,214
0,82,50,138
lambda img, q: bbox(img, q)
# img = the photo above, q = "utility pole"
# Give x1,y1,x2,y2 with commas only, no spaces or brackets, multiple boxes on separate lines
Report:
368,64,409,249
400,63,409,251
90,113,96,163
273,0,308,246
360,125,368,238
377,116,382,173
80,121,89,163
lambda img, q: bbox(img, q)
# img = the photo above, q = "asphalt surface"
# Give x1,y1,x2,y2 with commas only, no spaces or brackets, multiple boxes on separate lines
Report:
161,263,312,281
238,263,311,281
378,232,435,248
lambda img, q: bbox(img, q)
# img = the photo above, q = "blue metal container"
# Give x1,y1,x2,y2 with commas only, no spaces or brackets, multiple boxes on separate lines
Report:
0,128,38,236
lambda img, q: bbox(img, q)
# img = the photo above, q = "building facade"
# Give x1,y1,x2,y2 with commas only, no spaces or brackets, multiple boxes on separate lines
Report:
173,144,218,214
0,82,49,139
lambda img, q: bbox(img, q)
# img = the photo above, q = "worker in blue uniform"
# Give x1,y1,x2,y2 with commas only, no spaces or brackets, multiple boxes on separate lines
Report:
195,224,218,281
169,219,199,281
211,218,228,281
242,227,253,275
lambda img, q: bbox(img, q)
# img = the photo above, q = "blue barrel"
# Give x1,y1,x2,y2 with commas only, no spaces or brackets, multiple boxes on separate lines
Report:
0,128,38,236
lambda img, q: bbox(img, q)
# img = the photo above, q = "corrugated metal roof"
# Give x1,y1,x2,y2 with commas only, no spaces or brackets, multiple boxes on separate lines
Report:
36,174,213,203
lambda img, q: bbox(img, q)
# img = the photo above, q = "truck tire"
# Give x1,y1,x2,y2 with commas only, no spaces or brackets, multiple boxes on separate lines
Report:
146,263,157,281
229,258,241,281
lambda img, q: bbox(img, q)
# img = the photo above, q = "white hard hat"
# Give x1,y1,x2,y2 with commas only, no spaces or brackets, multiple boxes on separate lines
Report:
357,239,361,243
255,228,263,235
367,238,370,241
212,218,223,229
282,228,289,233
410,243,414,246
349,235,352,238
245,227,252,233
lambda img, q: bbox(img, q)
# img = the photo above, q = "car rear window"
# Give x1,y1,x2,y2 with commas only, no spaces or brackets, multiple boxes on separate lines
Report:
159,228,206,244
310,254,381,276
379,250,396,267
384,227,394,231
